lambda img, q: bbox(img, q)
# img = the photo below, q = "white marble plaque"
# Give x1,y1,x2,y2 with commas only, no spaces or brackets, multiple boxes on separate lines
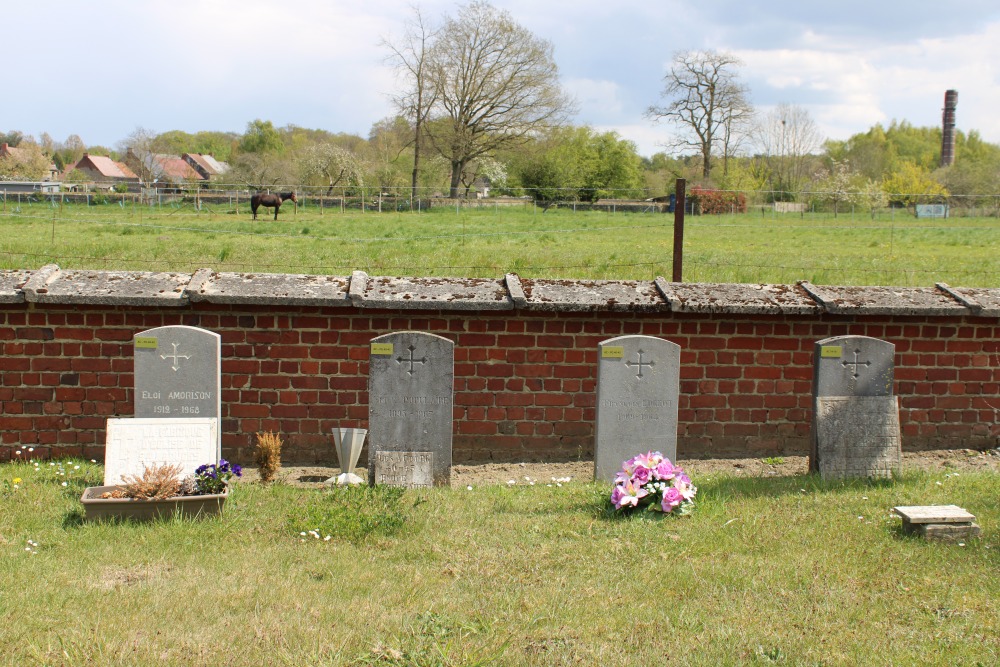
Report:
103,418,218,486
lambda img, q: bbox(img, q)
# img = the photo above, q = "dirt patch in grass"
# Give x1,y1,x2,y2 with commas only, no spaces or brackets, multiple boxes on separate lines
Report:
239,448,999,489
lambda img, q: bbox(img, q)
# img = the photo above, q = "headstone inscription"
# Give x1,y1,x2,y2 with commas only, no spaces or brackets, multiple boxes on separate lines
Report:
133,325,221,451
810,335,901,479
103,417,218,486
594,335,681,483
368,331,454,487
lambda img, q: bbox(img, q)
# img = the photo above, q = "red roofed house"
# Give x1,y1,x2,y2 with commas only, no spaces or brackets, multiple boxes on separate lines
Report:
124,149,204,187
70,154,139,184
183,153,230,181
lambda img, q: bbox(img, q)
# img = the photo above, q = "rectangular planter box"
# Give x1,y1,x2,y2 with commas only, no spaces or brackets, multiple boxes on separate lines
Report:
80,485,227,521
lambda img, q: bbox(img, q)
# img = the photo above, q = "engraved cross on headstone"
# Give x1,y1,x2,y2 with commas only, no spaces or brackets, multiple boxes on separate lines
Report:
625,349,655,379
160,342,191,372
841,348,871,379
396,345,427,375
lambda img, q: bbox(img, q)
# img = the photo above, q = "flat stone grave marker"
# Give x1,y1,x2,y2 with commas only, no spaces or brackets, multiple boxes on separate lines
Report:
368,331,453,486
811,335,901,479
103,417,218,486
594,335,681,482
134,325,221,450
893,505,980,541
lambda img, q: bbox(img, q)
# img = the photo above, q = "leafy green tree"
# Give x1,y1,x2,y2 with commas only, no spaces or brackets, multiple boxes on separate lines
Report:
882,161,949,211
238,119,285,155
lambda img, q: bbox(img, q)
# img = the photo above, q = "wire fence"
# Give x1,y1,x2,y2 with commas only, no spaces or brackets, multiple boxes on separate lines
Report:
4,182,1000,218
1,183,998,286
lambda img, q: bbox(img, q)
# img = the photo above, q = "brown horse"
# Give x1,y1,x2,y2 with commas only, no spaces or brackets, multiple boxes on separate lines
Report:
250,191,297,220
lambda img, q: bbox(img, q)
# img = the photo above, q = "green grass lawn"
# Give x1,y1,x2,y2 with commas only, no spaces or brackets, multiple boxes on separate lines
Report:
2,458,997,665
1,201,998,286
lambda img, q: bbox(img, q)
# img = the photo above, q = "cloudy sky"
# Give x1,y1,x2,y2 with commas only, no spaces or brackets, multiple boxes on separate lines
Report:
7,0,1000,157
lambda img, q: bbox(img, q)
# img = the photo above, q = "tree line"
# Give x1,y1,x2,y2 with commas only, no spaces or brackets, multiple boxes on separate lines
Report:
4,1,1000,212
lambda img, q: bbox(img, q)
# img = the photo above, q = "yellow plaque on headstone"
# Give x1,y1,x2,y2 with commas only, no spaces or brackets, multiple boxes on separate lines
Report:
820,346,842,358
134,337,158,349
602,346,625,359
370,342,394,356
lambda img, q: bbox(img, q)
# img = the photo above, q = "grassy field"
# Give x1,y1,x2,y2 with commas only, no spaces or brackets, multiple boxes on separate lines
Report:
1,200,999,286
1,458,997,665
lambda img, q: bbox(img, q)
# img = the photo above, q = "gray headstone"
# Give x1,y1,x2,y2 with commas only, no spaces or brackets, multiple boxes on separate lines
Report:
368,331,453,486
103,417,218,486
811,335,901,479
134,325,221,452
594,335,681,482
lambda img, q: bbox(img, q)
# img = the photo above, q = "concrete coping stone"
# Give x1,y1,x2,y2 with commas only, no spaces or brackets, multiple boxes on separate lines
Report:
893,505,976,524
937,284,1000,317
0,269,31,303
359,275,513,310
189,270,350,306
800,282,971,316
657,278,818,314
519,278,669,312
22,264,189,306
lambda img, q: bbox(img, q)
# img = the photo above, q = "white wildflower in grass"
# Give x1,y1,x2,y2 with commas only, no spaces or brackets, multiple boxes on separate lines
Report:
299,532,306,536
506,479,516,486
28,447,34,452
466,485,473,491
14,450,21,456
324,536,331,542
61,482,67,487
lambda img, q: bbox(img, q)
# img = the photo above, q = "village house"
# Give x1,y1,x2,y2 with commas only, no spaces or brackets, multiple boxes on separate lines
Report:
183,153,230,181
68,154,140,189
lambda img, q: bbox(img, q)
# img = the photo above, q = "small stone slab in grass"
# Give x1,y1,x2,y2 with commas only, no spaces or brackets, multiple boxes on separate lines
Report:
800,283,971,316
519,278,668,312
360,276,513,310
188,270,350,306
656,279,818,314
893,505,980,542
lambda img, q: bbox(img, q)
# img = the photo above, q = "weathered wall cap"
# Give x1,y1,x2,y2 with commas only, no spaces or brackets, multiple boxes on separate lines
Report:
519,278,669,312
359,275,513,310
800,282,971,316
22,264,188,306
189,270,350,306
657,278,818,314
0,269,31,303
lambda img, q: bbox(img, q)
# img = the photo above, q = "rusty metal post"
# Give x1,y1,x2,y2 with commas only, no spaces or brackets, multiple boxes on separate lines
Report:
672,178,686,282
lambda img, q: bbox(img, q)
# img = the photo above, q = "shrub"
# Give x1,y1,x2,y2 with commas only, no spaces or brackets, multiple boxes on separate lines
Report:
112,463,183,500
254,431,283,483
688,186,747,214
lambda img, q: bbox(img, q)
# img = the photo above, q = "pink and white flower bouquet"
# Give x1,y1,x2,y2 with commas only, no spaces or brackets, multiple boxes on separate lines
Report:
610,451,697,515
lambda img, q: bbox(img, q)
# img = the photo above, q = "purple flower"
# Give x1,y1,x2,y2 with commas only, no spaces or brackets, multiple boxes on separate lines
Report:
661,487,683,512
612,478,648,510
632,465,651,485
654,460,676,481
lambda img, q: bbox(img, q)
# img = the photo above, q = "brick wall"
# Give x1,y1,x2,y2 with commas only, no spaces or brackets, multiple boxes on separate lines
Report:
1,301,997,464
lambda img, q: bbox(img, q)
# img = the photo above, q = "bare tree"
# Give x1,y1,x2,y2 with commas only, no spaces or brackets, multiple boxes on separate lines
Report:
753,103,822,200
424,1,574,198
383,5,438,201
647,50,753,181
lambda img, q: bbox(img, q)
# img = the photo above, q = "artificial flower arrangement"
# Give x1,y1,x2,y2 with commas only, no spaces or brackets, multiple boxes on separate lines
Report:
610,451,697,515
